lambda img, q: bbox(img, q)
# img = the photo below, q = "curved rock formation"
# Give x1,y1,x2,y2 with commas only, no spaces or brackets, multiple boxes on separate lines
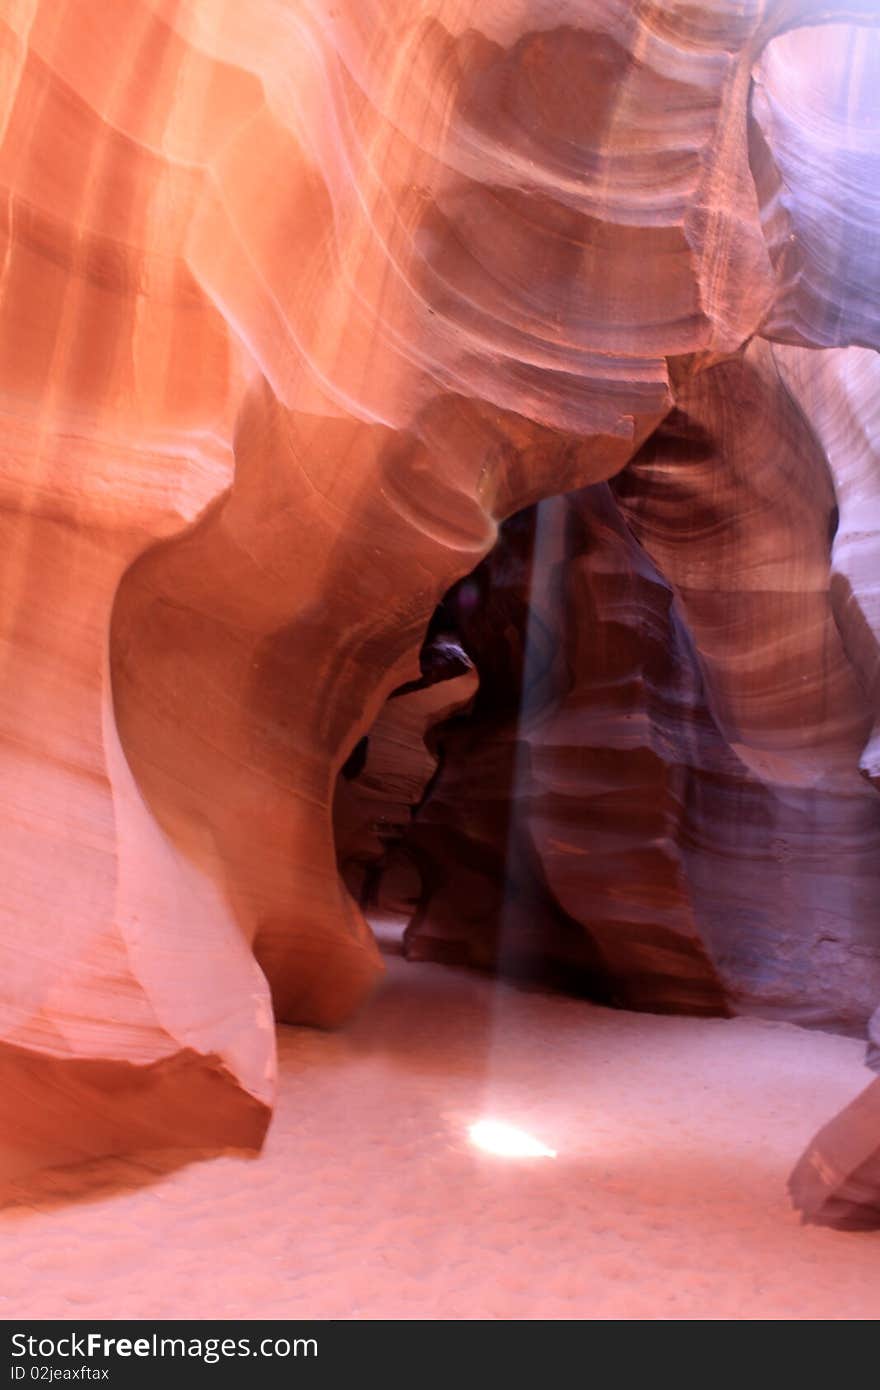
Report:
1,0,879,1213
333,634,476,911
752,25,880,351
390,490,733,1013
790,1078,880,1229
769,344,880,791
383,399,880,1032
615,343,880,1032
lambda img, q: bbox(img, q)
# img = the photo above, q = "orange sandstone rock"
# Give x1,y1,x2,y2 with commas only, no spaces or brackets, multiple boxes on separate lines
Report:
0,0,878,1201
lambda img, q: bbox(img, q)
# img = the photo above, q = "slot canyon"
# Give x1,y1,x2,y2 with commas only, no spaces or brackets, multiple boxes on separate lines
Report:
1,0,879,1321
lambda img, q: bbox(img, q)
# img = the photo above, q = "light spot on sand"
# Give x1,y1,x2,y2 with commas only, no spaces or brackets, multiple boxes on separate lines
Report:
468,1119,556,1159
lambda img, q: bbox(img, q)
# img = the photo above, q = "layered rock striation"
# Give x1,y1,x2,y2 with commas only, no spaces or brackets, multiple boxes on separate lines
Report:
1,0,879,1215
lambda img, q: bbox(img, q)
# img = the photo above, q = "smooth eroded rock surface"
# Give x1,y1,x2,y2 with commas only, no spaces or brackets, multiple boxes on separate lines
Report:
1,0,879,1211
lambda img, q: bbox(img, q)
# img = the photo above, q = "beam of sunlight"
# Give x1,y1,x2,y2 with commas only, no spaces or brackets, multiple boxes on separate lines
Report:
474,497,567,1117
468,1119,557,1159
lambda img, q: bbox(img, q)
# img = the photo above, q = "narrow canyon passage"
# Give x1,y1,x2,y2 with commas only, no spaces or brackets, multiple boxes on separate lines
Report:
1,943,878,1321
2,0,880,1326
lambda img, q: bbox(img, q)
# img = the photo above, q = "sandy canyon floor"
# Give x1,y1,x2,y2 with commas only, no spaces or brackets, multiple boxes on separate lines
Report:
2,935,879,1321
